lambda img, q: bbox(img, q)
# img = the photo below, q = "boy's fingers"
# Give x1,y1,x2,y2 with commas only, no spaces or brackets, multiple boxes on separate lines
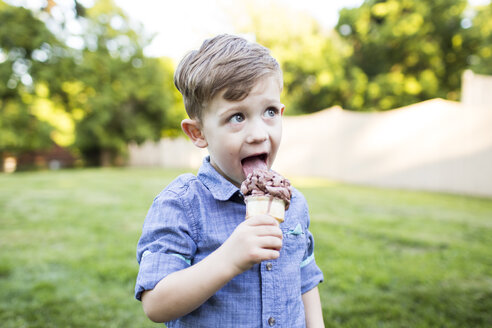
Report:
246,214,279,226
258,248,280,261
257,226,283,239
258,236,283,250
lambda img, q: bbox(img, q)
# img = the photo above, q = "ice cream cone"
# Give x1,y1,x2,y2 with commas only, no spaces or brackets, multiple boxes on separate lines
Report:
245,195,285,223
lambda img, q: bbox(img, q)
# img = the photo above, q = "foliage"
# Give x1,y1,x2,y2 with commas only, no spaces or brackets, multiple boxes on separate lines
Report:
2,0,492,164
231,0,491,113
336,0,473,110
59,0,179,165
0,0,182,166
0,169,491,327
0,2,70,154
230,1,353,114
466,1,492,74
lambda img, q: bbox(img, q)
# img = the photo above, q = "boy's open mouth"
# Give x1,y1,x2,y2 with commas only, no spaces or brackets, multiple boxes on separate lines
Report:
241,153,268,178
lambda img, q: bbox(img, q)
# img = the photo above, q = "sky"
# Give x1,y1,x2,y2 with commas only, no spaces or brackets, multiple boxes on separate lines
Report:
112,0,365,60
112,0,492,60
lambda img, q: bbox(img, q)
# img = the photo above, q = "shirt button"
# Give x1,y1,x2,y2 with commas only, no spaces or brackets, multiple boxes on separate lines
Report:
268,317,276,326
266,262,273,271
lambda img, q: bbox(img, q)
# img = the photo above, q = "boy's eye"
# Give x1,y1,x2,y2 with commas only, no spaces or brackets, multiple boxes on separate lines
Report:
229,113,245,123
264,107,279,118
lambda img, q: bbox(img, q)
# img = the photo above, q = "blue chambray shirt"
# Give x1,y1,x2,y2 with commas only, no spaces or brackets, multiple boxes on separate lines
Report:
135,157,323,328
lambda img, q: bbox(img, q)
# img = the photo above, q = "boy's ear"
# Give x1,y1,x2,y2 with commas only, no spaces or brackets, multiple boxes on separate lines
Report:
181,119,208,148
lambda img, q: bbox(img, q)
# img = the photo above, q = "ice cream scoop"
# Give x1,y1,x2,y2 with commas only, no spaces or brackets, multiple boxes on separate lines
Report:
241,169,292,222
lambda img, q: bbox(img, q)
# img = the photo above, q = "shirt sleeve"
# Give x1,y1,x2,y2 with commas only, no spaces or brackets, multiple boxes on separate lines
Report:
298,193,324,294
134,188,197,301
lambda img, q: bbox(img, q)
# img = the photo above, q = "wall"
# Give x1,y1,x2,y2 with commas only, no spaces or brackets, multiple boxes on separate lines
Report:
461,70,492,109
128,137,207,169
276,99,492,198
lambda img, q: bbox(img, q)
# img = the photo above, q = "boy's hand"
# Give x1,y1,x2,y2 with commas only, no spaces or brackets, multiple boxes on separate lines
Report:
219,214,283,274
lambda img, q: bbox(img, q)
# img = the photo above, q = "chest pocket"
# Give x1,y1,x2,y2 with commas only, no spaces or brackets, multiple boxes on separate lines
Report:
280,222,307,265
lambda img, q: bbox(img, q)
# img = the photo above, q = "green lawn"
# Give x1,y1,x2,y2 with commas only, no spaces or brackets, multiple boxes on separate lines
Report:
0,169,491,327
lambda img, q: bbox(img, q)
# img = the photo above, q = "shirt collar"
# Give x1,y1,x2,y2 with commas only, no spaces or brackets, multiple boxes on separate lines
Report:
197,156,243,202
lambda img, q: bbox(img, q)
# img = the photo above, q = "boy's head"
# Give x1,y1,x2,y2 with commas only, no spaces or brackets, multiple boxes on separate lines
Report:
177,34,285,187
174,34,282,120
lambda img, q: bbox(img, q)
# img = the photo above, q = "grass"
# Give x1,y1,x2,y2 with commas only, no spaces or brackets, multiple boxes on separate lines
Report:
1,169,491,327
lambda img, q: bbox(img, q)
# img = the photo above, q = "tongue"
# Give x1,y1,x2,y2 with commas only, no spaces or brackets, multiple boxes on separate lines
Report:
242,156,268,178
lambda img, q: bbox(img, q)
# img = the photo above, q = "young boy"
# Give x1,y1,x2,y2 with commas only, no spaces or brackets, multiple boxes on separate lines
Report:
135,34,324,327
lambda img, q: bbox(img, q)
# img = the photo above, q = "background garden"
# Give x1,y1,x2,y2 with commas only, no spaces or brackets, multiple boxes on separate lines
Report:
1,0,492,327
1,0,492,167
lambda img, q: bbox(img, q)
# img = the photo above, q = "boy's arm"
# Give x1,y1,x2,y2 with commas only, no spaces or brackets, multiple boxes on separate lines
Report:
302,286,325,328
141,245,236,322
141,214,282,323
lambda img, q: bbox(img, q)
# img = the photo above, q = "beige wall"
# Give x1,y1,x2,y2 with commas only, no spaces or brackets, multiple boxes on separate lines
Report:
276,99,492,197
129,99,492,198
128,137,207,169
461,70,492,109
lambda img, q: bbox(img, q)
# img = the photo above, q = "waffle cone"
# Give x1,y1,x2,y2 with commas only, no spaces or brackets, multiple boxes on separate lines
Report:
245,195,285,223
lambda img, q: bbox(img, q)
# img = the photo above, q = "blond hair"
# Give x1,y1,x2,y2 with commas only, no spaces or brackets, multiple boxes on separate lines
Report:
174,34,282,119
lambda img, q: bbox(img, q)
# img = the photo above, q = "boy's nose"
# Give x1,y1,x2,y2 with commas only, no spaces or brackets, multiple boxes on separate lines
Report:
245,126,268,144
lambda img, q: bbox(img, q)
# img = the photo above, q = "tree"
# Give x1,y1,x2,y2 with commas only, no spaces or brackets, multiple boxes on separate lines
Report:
227,0,352,114
1,0,183,168
466,1,492,74
0,2,74,169
55,0,180,165
336,0,473,110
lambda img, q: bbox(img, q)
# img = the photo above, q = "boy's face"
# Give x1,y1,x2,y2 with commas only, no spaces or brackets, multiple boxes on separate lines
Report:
197,74,284,187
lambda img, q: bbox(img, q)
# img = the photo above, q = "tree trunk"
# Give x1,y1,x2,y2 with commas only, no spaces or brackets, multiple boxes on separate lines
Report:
0,152,4,172
100,149,112,167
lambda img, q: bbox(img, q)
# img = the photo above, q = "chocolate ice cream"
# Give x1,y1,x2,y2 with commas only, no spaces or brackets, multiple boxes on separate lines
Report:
241,169,292,209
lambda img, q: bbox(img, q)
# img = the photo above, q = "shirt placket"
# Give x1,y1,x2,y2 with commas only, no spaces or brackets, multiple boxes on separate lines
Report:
261,260,280,327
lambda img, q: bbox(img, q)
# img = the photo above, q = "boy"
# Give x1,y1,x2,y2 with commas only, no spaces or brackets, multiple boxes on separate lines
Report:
135,34,324,327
